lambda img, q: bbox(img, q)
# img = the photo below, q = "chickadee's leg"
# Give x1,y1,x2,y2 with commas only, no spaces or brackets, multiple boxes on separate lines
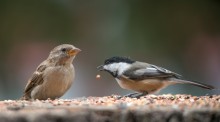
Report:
116,92,139,99
116,92,148,99
124,92,140,97
129,91,148,98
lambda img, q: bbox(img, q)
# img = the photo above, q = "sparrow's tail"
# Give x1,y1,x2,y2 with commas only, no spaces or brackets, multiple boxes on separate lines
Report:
20,94,31,100
171,78,214,90
20,96,26,100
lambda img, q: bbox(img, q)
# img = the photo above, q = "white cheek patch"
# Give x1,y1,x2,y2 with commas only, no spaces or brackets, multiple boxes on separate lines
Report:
104,64,118,73
104,63,131,76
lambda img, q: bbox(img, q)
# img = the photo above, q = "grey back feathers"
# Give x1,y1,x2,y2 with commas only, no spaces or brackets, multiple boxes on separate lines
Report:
123,61,181,80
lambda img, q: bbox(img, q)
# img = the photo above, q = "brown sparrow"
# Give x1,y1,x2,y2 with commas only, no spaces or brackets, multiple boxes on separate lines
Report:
21,44,81,100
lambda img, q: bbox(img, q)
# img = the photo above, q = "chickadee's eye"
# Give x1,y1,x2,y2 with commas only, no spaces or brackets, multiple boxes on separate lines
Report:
61,48,67,52
105,61,110,65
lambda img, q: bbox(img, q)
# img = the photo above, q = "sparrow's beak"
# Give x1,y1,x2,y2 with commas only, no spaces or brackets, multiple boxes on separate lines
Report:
97,65,104,71
68,48,81,56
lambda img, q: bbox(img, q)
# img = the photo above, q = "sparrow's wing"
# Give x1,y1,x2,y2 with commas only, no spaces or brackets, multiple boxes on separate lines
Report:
123,64,181,81
22,64,47,99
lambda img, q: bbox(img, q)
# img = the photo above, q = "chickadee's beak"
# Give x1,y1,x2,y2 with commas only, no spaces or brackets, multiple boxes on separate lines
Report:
97,65,104,71
68,48,81,56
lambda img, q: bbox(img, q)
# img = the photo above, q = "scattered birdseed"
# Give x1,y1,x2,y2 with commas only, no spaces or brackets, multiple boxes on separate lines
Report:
0,94,219,111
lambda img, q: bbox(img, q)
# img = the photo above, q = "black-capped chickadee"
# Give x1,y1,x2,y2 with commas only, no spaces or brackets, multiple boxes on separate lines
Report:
97,56,214,98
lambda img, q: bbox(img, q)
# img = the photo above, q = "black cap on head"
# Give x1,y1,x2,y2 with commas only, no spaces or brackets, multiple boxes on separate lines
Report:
104,56,135,65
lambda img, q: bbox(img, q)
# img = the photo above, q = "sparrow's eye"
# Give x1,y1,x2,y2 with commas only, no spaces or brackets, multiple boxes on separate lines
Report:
61,48,67,52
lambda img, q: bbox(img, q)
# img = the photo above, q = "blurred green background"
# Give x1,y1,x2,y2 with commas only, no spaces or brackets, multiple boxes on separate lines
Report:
0,0,220,100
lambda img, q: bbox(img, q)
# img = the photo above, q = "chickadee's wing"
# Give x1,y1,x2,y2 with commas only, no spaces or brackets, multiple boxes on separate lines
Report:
123,63,180,81
151,64,182,78
22,63,47,99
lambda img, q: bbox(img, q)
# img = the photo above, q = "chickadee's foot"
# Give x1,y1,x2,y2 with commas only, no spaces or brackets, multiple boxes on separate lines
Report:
112,95,123,100
133,93,148,98
125,92,148,98
124,92,140,97
116,96,123,100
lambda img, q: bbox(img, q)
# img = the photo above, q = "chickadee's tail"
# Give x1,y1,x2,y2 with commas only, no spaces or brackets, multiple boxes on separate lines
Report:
171,78,214,90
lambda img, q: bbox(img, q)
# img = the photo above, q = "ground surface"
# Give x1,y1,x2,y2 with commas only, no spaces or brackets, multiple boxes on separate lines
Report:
0,94,220,122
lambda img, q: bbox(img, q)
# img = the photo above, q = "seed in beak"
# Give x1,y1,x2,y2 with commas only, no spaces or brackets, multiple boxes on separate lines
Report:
96,74,101,79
